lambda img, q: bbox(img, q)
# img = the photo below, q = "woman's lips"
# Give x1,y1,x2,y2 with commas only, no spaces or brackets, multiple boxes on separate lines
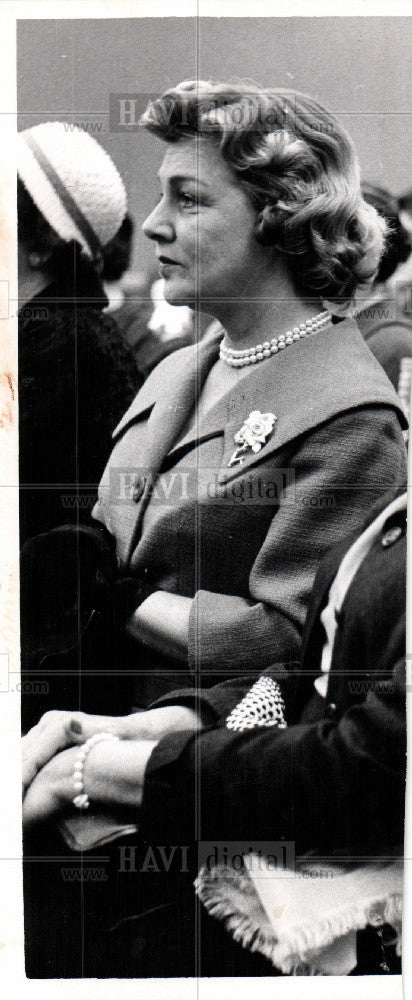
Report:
158,257,182,276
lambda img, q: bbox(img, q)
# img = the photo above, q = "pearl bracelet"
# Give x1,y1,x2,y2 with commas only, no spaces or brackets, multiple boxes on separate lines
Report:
72,732,119,810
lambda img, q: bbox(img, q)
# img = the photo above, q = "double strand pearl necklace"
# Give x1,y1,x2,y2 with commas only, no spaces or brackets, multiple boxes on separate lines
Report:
219,309,332,368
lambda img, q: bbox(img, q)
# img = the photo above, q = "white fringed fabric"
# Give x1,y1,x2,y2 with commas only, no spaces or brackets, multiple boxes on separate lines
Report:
203,671,403,974
195,858,403,975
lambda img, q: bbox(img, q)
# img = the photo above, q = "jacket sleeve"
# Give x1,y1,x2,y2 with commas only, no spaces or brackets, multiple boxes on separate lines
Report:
141,656,406,858
148,671,288,726
187,406,406,673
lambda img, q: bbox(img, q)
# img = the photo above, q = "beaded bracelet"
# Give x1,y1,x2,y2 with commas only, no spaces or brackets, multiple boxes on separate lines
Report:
72,732,119,810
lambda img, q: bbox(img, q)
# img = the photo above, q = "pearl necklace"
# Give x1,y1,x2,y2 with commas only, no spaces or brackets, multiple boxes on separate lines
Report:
219,310,332,367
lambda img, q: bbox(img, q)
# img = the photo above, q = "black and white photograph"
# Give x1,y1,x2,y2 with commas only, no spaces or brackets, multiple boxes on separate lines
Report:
0,2,411,995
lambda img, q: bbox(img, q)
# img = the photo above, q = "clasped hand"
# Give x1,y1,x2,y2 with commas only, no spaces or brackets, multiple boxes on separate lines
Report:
22,704,203,827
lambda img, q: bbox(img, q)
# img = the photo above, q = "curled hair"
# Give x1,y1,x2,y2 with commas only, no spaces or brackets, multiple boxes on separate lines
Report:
141,81,387,304
361,183,410,283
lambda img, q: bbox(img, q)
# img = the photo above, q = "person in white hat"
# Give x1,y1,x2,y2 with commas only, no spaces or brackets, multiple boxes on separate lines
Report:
17,121,128,267
17,122,140,546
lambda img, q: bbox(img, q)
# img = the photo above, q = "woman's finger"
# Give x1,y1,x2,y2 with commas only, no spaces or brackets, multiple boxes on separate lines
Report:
22,777,60,829
22,711,84,790
63,716,85,741
22,746,77,827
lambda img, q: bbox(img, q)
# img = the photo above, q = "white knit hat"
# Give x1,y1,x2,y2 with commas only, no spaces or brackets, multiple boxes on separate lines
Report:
17,122,127,261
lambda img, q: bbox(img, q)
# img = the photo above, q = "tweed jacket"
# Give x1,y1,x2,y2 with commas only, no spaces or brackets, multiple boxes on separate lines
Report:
142,493,407,860
93,317,406,682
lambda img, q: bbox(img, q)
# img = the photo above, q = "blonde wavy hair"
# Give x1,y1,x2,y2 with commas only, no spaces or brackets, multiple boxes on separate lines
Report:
141,81,386,306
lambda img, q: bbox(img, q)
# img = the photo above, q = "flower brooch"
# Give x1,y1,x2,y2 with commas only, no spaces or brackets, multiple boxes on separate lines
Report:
228,410,277,467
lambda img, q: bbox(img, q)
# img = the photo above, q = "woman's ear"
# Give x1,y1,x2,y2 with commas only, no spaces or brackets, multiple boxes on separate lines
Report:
254,203,284,248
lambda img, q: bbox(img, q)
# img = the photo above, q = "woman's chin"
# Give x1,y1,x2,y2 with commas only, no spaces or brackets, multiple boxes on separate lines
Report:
163,282,195,308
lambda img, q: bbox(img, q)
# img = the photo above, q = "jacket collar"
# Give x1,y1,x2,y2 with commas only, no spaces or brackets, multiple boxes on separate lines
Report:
113,317,406,484
112,323,222,440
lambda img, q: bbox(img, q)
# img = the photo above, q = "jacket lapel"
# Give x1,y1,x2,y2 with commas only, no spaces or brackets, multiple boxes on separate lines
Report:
98,330,222,567
112,329,222,472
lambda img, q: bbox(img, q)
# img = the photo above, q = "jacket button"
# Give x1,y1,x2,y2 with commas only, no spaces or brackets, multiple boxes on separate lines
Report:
381,525,403,548
132,476,146,503
326,701,337,717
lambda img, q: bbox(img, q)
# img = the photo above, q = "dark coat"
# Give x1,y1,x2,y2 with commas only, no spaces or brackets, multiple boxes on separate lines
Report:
93,317,407,702
142,493,406,862
19,265,141,544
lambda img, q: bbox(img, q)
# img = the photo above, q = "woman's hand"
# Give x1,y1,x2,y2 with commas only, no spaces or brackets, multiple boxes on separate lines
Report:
22,739,160,829
22,711,81,793
22,745,79,829
22,709,127,793
22,705,203,794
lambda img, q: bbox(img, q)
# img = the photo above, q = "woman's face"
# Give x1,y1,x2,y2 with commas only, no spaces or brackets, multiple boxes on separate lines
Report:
142,137,265,308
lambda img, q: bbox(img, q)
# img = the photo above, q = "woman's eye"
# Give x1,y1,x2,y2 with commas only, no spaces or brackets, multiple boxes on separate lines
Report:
178,192,197,208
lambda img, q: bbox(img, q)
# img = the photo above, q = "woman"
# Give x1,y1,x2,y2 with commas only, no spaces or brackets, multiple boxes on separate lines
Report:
22,82,408,973
18,122,141,545
90,81,406,705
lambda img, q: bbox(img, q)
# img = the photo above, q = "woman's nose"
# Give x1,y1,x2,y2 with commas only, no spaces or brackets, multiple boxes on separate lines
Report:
142,203,174,243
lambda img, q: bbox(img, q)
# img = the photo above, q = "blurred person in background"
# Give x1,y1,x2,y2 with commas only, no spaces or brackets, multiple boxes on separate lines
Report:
354,183,412,391
392,187,412,316
18,123,141,546
102,212,136,313
101,213,157,375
